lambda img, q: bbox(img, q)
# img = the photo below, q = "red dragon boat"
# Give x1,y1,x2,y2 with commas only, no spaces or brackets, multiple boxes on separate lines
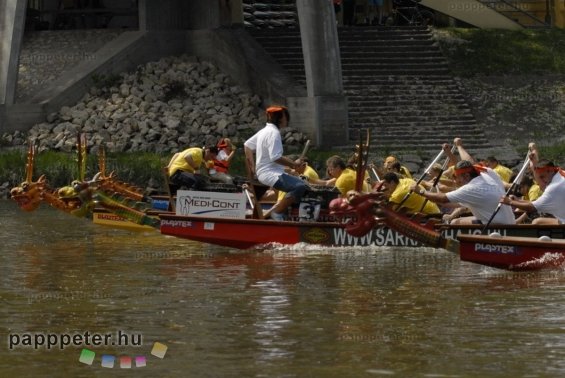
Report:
458,234,565,271
158,192,565,271
158,212,565,250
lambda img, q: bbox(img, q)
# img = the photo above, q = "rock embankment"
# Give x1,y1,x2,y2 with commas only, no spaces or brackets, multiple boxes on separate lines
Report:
5,54,308,155
17,29,124,102
0,54,309,198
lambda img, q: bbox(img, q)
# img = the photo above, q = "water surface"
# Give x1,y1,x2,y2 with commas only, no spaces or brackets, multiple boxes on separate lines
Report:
1,200,565,377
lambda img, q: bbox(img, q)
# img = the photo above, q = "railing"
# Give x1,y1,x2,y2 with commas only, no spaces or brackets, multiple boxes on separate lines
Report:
478,0,550,28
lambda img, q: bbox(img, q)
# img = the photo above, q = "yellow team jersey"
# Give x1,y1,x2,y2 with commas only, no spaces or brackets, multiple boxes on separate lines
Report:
493,164,513,183
277,165,320,201
526,184,543,201
389,178,440,215
400,165,412,179
335,168,370,197
168,147,203,177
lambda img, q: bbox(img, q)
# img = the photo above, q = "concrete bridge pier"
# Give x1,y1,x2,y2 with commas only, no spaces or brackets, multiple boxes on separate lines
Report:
293,0,348,149
0,0,27,132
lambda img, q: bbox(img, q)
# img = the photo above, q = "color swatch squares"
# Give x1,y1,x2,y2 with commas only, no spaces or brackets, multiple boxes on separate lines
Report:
120,356,132,369
101,355,115,368
151,342,168,359
135,356,147,367
79,349,95,365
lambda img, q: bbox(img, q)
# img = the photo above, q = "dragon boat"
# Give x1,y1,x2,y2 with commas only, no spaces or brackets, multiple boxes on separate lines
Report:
156,192,565,271
157,212,565,250
10,136,159,225
458,234,565,271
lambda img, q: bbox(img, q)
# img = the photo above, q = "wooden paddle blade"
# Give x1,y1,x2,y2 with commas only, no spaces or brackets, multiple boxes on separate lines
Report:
76,133,87,182
25,140,36,183
354,129,370,192
98,144,106,178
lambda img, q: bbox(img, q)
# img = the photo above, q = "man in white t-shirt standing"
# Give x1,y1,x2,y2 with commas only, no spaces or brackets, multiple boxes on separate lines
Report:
411,160,515,225
244,105,307,221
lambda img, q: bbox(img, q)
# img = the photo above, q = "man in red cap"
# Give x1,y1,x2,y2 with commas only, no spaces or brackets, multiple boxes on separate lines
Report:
500,147,565,225
244,105,307,220
410,160,515,225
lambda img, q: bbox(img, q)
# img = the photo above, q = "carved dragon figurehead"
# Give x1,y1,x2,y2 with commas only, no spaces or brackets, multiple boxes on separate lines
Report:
329,192,386,237
10,174,47,212
10,141,43,211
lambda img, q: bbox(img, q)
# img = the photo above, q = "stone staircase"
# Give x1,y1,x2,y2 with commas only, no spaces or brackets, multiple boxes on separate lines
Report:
248,26,491,159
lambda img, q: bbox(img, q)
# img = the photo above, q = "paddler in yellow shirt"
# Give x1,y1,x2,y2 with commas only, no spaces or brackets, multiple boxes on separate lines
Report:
381,172,441,216
167,146,218,191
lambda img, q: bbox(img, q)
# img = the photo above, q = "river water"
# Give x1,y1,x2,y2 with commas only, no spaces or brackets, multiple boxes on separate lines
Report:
1,199,565,377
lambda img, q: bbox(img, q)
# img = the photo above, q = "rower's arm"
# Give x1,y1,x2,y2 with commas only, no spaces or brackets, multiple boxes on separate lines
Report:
453,137,475,164
500,195,537,213
244,146,256,177
410,183,450,203
418,189,450,204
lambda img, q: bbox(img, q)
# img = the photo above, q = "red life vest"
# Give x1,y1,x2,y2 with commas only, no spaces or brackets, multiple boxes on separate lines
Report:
213,149,230,173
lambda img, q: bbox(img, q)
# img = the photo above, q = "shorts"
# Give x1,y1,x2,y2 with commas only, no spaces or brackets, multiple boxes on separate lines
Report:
273,173,307,202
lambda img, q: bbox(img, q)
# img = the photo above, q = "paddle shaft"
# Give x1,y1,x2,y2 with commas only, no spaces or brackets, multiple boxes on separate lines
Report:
482,156,531,232
397,148,445,209
355,129,370,192
418,145,457,213
370,166,381,182
243,148,264,219
162,167,176,212
299,140,311,160
243,187,255,211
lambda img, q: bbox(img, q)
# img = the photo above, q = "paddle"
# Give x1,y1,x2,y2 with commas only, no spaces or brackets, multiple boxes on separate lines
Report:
299,140,311,161
481,154,531,233
243,148,264,219
162,166,176,213
396,148,445,209
418,145,457,213
369,165,381,182
354,129,370,192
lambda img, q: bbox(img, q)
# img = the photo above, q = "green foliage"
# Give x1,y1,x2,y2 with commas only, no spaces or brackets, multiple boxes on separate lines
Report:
437,28,565,77
102,152,169,188
0,150,167,189
0,148,355,189
0,150,27,186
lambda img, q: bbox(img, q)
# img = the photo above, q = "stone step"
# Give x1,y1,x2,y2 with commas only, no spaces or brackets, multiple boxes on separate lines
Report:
349,107,473,115
273,56,447,65
350,114,476,122
342,68,451,76
343,72,449,85
349,125,484,134
342,61,449,69
354,141,490,151
347,96,467,103
248,25,495,154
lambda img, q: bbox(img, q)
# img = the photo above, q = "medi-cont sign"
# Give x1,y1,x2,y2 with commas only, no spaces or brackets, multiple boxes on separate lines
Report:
175,190,246,219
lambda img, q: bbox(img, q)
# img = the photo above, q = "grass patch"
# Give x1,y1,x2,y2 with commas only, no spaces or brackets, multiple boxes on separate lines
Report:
0,149,355,190
436,28,565,76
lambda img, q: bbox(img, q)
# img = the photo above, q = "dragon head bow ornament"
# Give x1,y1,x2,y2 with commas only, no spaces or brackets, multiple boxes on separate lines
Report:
329,191,459,253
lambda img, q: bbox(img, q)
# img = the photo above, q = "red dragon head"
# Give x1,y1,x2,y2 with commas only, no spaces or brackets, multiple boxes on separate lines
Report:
10,175,49,212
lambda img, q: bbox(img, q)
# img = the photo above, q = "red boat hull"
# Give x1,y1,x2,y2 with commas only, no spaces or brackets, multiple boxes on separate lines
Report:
458,234,565,271
160,214,344,249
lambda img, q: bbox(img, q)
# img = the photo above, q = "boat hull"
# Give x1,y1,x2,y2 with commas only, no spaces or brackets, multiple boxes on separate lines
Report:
159,215,341,249
92,209,158,231
458,234,565,271
159,213,565,250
